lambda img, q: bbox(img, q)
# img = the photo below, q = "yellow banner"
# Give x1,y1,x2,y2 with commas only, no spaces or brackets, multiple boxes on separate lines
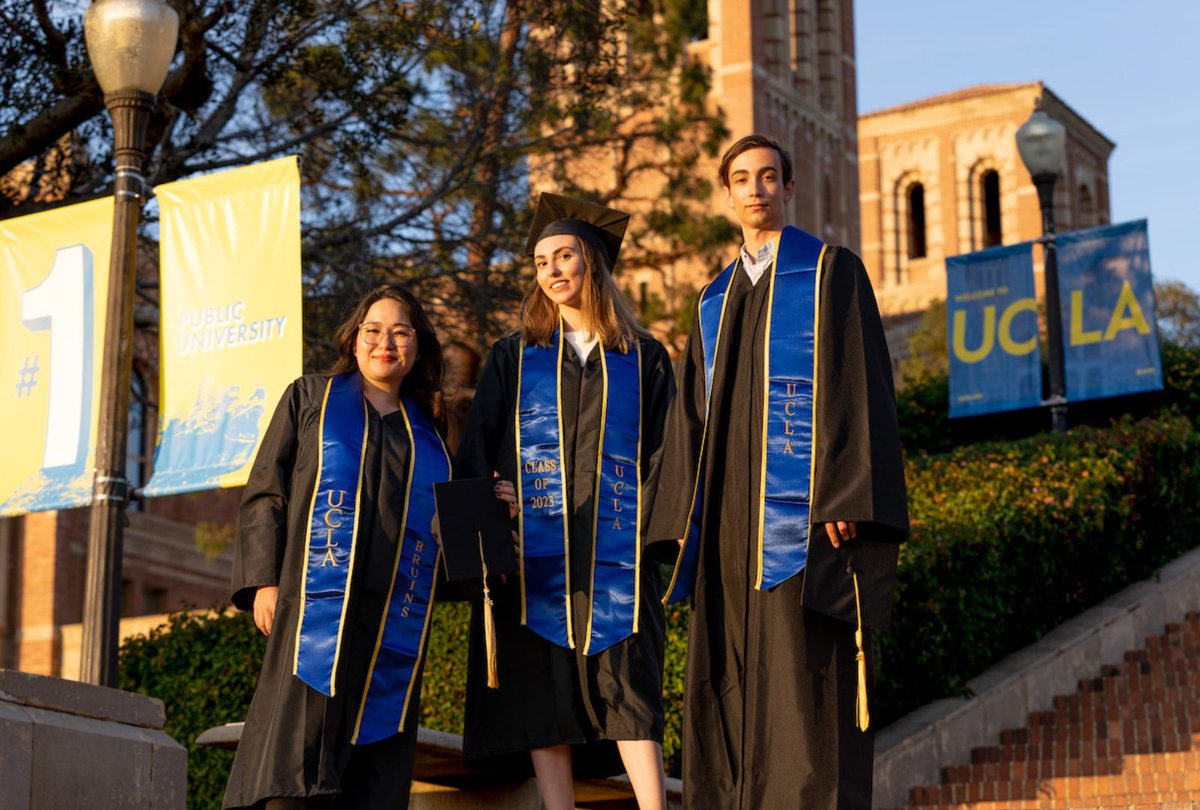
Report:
0,198,115,516
144,157,302,496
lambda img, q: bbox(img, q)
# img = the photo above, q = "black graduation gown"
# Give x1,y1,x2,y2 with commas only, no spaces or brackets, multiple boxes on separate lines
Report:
452,332,674,777
223,374,434,810
646,247,909,810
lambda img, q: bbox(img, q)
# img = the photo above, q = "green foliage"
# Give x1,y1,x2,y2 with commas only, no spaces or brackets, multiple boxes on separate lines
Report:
896,371,952,455
876,414,1200,725
118,610,266,810
1160,339,1200,423
898,299,948,381
1155,280,1200,347
419,601,471,734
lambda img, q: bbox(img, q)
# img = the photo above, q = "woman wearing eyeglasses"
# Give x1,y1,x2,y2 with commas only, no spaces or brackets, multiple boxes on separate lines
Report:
223,284,474,810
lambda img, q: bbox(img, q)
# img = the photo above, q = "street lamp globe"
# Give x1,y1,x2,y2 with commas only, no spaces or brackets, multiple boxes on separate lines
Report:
84,0,179,96
1015,108,1067,179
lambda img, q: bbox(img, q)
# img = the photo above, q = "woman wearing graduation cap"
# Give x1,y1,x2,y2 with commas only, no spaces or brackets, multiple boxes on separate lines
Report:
223,285,453,810
453,193,675,809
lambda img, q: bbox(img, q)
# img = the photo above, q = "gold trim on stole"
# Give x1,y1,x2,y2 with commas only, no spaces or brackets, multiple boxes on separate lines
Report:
350,398,452,742
516,322,575,647
662,273,735,603
583,339,610,655
292,378,369,696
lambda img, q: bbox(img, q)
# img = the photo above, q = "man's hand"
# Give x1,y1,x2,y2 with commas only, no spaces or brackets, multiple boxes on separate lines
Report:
822,521,857,549
253,585,279,636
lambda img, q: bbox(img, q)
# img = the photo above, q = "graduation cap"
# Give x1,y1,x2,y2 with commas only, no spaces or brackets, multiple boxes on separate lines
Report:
434,478,519,689
524,193,631,269
800,523,905,731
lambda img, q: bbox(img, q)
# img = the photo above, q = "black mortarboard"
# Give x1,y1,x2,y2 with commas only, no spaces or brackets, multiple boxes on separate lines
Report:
800,523,904,731
800,524,903,632
524,192,631,269
434,477,518,690
434,478,518,581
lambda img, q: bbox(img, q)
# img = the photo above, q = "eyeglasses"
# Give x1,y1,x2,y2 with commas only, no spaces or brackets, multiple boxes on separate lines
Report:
359,322,417,346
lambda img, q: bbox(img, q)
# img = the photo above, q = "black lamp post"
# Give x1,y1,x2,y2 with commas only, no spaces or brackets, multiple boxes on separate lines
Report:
1016,106,1069,433
80,0,178,687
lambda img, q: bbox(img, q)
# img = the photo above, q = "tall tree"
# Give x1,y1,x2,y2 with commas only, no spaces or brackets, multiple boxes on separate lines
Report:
2,0,729,363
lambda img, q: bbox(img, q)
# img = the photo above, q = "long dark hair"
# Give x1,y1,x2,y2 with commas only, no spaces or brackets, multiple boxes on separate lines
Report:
520,235,649,353
329,284,446,430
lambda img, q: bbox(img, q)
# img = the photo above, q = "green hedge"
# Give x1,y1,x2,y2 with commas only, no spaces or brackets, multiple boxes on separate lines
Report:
877,413,1200,724
119,412,1200,799
119,610,265,810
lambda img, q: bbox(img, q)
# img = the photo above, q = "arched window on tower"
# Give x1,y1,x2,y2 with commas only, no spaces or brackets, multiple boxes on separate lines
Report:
1078,184,1095,230
907,182,927,260
982,170,1002,248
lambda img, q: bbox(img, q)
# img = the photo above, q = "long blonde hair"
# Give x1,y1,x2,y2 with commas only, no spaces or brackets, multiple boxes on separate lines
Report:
520,234,649,353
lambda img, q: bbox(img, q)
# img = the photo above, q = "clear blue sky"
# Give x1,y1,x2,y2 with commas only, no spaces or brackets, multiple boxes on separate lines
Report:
856,0,1200,291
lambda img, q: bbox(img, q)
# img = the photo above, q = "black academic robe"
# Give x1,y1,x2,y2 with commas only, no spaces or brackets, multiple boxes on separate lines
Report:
452,332,674,777
646,246,909,810
223,374,436,810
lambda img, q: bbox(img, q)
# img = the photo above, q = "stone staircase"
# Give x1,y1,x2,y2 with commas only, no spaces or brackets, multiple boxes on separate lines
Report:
889,613,1200,810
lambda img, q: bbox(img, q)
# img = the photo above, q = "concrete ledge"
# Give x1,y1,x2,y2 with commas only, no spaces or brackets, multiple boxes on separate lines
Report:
0,669,185,810
0,668,165,729
872,545,1200,809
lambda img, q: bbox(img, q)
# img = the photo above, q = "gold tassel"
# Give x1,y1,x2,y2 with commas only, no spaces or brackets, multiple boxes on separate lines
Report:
852,570,870,731
478,530,500,689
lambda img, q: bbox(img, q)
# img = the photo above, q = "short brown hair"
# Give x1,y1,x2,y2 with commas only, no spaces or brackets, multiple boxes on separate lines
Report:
718,134,794,188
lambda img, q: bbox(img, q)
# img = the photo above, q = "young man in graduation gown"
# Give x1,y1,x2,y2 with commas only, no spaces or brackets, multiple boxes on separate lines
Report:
646,134,909,809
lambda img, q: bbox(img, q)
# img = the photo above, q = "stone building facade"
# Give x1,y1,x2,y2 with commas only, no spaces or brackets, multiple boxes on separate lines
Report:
858,82,1115,318
588,0,862,333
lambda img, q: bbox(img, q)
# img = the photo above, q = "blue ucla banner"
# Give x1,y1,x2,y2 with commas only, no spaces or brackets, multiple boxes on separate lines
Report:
1057,220,1162,402
143,157,302,496
946,242,1041,418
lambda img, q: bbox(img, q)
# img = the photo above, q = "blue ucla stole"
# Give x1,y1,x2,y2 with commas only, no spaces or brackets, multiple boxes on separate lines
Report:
664,226,827,603
517,325,643,652
353,396,451,744
294,371,369,693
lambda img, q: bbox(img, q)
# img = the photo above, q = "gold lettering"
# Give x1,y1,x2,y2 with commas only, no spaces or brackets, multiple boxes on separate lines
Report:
614,464,625,478
405,592,414,604
614,481,625,496
952,307,997,362
326,489,346,509
613,498,623,513
548,459,558,473
1104,280,1152,340
401,606,410,617
784,440,794,454
612,517,623,530
784,420,795,435
411,566,420,578
534,477,546,491
786,382,797,397
323,508,344,529
414,540,424,553
321,548,338,567
784,401,796,416
324,528,337,547
1070,291,1102,346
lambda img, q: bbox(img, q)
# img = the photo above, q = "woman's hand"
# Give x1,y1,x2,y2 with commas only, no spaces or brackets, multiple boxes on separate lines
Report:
493,471,519,519
254,586,280,636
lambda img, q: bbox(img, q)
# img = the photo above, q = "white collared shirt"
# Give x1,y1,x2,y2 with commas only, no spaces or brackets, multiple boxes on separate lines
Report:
740,240,775,286
563,330,598,366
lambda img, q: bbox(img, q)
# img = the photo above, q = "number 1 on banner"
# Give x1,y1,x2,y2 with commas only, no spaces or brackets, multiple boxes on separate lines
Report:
21,244,95,471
